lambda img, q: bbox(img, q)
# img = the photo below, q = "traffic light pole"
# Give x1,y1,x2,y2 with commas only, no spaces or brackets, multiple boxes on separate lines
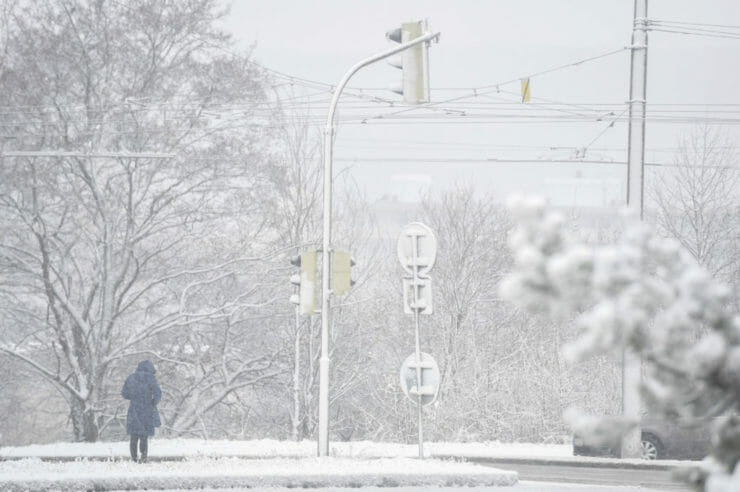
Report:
319,29,440,457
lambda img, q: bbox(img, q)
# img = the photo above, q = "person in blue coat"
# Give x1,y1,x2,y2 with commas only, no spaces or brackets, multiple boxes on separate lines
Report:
121,360,162,462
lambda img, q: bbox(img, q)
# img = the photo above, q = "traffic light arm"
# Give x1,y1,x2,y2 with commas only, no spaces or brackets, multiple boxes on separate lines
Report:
318,28,440,458
323,29,440,133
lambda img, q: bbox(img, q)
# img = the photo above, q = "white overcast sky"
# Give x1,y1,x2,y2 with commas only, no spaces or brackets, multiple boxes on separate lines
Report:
222,0,740,206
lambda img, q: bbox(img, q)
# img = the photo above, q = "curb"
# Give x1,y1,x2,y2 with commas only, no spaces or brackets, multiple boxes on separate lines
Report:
2,455,190,463
0,472,518,492
1,453,685,471
433,454,684,471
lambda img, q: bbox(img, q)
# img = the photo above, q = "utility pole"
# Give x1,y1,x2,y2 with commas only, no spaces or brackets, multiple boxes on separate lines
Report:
318,28,440,457
622,0,648,459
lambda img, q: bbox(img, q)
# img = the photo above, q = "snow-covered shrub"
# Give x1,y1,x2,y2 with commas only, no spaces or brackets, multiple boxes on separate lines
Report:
500,195,740,492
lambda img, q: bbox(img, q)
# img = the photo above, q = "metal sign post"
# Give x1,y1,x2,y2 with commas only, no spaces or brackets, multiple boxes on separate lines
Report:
397,222,437,459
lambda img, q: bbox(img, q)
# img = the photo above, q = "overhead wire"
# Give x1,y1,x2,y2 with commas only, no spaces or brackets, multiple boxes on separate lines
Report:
2,14,737,181
361,47,630,123
5,109,740,143
5,99,740,114
334,138,735,155
582,107,630,153
647,19,740,40
178,154,738,170
478,48,630,90
4,30,740,146
649,24,740,37
1,17,736,121
649,19,740,30
648,28,740,40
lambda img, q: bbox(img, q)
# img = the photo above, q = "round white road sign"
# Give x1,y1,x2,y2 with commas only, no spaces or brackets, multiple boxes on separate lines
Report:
397,222,437,276
399,352,440,406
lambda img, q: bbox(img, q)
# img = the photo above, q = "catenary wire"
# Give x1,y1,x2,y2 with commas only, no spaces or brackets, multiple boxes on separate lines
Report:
649,19,740,30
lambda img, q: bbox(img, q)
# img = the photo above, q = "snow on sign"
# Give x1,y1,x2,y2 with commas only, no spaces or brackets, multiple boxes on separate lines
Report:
397,222,436,276
399,352,440,406
403,276,433,314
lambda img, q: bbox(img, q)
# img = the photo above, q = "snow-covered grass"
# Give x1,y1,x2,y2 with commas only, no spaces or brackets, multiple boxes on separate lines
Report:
0,457,518,490
0,455,518,491
0,438,572,460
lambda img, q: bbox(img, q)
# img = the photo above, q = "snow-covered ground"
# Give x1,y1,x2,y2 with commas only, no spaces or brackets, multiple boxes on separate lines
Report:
0,438,572,460
0,439,569,491
0,456,518,491
0,439,697,491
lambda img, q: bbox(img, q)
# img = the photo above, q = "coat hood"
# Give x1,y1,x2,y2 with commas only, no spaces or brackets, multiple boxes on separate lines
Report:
136,360,156,374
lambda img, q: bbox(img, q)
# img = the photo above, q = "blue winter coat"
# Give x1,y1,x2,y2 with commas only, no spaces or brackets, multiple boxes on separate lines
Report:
121,360,162,436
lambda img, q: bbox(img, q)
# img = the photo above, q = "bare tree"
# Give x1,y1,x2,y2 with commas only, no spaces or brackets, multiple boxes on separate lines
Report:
326,187,621,443
415,186,618,442
263,100,323,441
0,0,278,441
419,185,511,403
650,126,740,306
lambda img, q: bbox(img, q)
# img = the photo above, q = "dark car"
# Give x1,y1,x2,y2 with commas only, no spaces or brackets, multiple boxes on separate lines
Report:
573,417,713,460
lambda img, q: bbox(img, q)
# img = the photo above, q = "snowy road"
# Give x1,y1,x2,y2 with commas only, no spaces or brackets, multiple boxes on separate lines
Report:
486,463,692,491
142,484,682,492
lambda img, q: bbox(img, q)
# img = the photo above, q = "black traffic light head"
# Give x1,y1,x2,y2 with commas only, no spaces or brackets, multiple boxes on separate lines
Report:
386,27,403,43
289,250,317,315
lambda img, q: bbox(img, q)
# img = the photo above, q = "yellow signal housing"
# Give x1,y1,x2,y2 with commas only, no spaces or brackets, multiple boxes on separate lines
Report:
332,249,353,296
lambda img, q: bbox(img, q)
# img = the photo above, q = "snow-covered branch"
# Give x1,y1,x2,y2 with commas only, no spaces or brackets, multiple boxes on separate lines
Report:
500,194,740,490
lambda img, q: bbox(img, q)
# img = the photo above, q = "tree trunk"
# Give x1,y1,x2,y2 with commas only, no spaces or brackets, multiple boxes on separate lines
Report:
70,396,99,442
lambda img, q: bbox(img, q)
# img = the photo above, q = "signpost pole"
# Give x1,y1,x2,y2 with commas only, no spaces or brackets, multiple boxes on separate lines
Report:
398,222,437,460
411,232,424,459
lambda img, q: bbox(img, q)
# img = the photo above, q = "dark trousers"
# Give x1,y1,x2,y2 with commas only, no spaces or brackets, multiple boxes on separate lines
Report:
129,435,148,461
